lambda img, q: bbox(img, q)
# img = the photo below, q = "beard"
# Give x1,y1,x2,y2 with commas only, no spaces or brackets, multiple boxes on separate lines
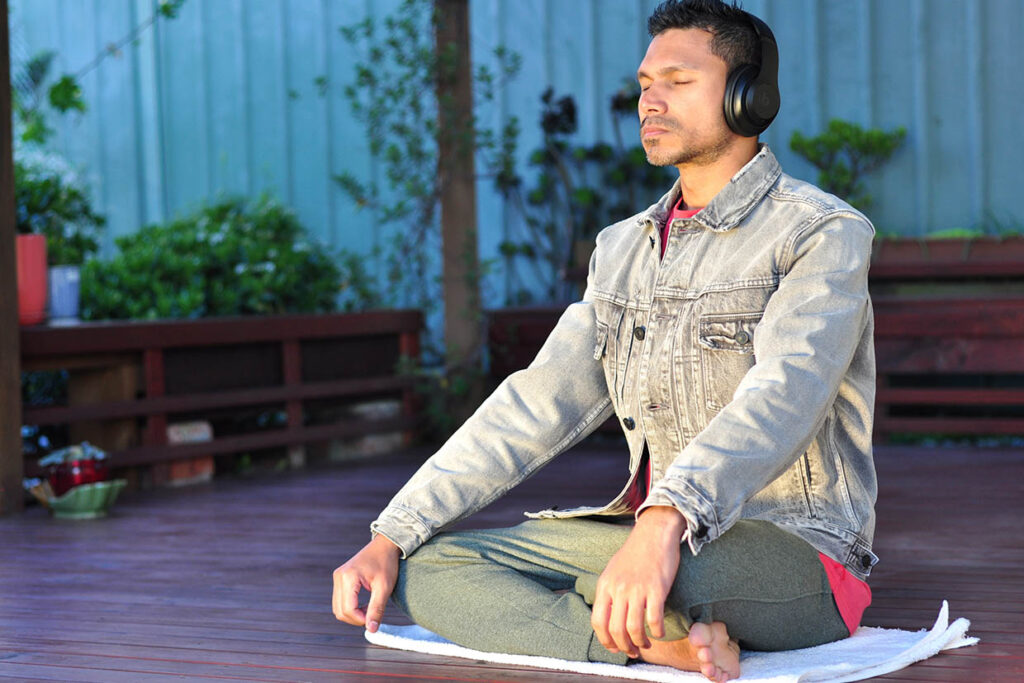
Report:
641,116,734,167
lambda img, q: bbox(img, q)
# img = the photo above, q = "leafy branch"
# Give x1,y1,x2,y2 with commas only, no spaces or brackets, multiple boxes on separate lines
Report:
12,0,187,144
789,119,906,211
334,0,520,333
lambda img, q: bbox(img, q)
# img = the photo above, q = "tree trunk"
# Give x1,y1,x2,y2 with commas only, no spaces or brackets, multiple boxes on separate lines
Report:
0,0,25,515
434,0,483,424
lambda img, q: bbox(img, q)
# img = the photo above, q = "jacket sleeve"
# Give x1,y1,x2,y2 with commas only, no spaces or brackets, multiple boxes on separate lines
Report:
638,211,874,554
370,254,614,558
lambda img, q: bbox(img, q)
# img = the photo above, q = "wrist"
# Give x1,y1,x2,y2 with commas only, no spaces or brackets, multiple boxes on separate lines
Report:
370,533,402,557
636,505,687,539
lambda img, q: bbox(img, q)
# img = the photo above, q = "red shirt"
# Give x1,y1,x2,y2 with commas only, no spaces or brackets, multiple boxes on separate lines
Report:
634,196,872,634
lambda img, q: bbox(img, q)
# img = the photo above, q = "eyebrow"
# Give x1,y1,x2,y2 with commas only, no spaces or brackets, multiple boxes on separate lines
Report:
636,63,701,80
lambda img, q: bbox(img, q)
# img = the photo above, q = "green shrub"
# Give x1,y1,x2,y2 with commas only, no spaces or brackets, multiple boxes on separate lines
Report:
789,119,906,212
80,196,346,320
14,153,105,265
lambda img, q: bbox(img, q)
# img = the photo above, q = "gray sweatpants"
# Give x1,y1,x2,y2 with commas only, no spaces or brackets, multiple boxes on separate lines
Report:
391,517,850,664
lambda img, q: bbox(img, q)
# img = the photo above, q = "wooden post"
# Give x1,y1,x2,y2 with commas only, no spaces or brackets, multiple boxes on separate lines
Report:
399,329,421,446
143,349,167,448
0,0,23,515
281,340,305,468
434,0,484,424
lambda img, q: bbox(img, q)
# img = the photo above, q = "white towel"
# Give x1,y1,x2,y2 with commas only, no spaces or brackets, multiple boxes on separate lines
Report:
365,601,976,682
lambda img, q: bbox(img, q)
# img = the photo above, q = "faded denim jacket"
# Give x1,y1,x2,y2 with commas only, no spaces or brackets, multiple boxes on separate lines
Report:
372,145,880,580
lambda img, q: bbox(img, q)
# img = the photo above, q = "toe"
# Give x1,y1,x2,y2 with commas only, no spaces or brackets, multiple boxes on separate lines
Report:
688,622,713,648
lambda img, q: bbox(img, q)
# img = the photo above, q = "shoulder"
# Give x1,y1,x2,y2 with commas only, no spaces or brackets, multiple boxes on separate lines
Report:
769,172,876,240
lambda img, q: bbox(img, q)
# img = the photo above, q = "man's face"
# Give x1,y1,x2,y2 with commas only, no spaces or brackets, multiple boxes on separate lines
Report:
636,28,735,167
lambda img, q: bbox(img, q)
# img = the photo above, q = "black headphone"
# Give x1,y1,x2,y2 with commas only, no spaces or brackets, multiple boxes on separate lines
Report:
723,12,780,137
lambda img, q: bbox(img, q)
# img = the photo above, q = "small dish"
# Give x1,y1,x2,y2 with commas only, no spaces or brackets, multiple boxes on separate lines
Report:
48,480,127,519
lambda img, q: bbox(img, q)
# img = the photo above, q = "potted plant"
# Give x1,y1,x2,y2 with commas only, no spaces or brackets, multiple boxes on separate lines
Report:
29,442,126,519
15,153,105,324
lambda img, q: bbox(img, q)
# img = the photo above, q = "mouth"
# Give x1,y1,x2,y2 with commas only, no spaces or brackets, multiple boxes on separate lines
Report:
641,122,673,140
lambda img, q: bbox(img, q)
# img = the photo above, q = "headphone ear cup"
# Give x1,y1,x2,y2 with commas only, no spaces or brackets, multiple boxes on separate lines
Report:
723,64,760,137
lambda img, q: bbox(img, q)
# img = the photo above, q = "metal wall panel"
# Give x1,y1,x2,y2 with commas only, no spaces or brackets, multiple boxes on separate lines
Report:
11,0,1024,305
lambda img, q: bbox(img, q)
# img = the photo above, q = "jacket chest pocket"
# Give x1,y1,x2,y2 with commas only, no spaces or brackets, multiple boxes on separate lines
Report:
697,312,761,412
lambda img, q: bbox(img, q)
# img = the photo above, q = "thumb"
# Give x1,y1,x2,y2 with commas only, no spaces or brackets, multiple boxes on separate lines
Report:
365,580,391,633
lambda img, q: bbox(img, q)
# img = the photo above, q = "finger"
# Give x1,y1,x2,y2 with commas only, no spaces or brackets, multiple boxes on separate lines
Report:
646,595,666,640
590,593,616,653
608,597,637,657
339,572,368,625
331,568,352,621
626,596,650,651
365,578,391,633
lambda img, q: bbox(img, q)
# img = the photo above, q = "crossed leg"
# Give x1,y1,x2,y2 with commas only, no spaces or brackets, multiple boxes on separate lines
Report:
391,517,848,680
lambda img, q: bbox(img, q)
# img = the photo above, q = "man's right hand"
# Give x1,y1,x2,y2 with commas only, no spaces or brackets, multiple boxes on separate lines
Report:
332,534,401,633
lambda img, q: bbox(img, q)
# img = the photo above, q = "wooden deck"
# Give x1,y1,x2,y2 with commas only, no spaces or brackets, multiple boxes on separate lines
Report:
1,443,1021,682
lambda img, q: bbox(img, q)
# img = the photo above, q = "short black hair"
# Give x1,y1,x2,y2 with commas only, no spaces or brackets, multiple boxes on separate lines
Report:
647,0,760,73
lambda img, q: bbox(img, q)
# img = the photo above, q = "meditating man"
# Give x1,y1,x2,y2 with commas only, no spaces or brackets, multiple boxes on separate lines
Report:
333,1,878,680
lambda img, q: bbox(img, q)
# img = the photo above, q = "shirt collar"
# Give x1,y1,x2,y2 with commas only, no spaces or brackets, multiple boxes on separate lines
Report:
636,144,782,234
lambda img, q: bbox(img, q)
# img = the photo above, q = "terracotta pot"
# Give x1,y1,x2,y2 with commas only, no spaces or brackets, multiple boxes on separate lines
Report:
16,234,47,326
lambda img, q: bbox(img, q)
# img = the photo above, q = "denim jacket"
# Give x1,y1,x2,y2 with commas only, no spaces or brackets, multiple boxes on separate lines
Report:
371,145,879,580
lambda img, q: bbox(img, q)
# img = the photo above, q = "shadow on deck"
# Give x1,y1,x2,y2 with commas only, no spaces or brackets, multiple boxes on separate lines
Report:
1,444,1021,681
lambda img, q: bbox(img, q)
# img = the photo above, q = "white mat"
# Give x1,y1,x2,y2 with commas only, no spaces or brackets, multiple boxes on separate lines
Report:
365,601,976,682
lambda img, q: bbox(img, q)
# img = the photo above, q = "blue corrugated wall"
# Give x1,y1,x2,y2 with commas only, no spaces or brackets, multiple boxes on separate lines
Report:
11,0,1024,306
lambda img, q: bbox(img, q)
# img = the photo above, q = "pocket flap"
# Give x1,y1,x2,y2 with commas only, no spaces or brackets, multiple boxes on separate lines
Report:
698,314,761,353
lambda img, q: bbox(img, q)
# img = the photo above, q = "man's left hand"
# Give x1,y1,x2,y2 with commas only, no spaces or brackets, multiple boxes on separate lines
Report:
590,506,686,658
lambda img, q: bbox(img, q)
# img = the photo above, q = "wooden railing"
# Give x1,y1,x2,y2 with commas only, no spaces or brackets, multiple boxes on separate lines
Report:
20,311,422,476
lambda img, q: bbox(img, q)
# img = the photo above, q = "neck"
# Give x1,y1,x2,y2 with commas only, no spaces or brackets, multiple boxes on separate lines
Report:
675,138,759,210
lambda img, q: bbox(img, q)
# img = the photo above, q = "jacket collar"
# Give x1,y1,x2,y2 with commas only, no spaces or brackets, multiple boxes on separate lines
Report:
637,144,782,233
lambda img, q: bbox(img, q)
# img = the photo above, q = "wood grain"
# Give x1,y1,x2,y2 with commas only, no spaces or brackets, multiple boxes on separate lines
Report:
1,443,1020,681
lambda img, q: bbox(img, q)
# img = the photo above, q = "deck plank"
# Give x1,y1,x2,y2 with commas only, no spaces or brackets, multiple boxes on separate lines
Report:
1,443,1021,681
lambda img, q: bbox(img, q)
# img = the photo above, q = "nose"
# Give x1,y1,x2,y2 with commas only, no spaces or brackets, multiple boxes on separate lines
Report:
638,84,666,118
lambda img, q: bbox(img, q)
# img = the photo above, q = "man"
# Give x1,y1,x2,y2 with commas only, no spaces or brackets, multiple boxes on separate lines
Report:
333,1,878,680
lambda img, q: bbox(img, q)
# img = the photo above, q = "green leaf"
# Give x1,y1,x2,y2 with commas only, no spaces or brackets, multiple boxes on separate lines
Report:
158,0,187,19
314,75,329,97
48,75,87,113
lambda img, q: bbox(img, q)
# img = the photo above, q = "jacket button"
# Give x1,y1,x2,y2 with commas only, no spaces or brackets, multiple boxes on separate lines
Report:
735,330,750,344
695,523,709,539
623,417,636,430
634,326,646,341
860,553,873,568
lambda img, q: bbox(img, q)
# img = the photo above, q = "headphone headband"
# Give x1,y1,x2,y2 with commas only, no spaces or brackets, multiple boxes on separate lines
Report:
747,13,778,92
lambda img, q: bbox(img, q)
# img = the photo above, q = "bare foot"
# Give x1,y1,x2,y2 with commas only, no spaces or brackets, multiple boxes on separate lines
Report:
637,621,740,682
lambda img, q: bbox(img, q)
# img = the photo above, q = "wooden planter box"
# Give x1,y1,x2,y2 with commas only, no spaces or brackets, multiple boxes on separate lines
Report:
20,311,422,480
871,236,1024,281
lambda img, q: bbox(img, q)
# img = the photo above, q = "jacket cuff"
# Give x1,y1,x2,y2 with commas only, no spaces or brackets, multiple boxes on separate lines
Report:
369,505,432,559
637,487,717,555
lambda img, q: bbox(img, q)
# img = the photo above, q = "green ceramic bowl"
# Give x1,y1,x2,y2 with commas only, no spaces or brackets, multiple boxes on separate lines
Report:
48,479,126,520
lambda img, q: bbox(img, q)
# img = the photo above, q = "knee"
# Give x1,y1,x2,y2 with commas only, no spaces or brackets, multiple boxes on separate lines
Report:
393,534,473,618
393,534,464,603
